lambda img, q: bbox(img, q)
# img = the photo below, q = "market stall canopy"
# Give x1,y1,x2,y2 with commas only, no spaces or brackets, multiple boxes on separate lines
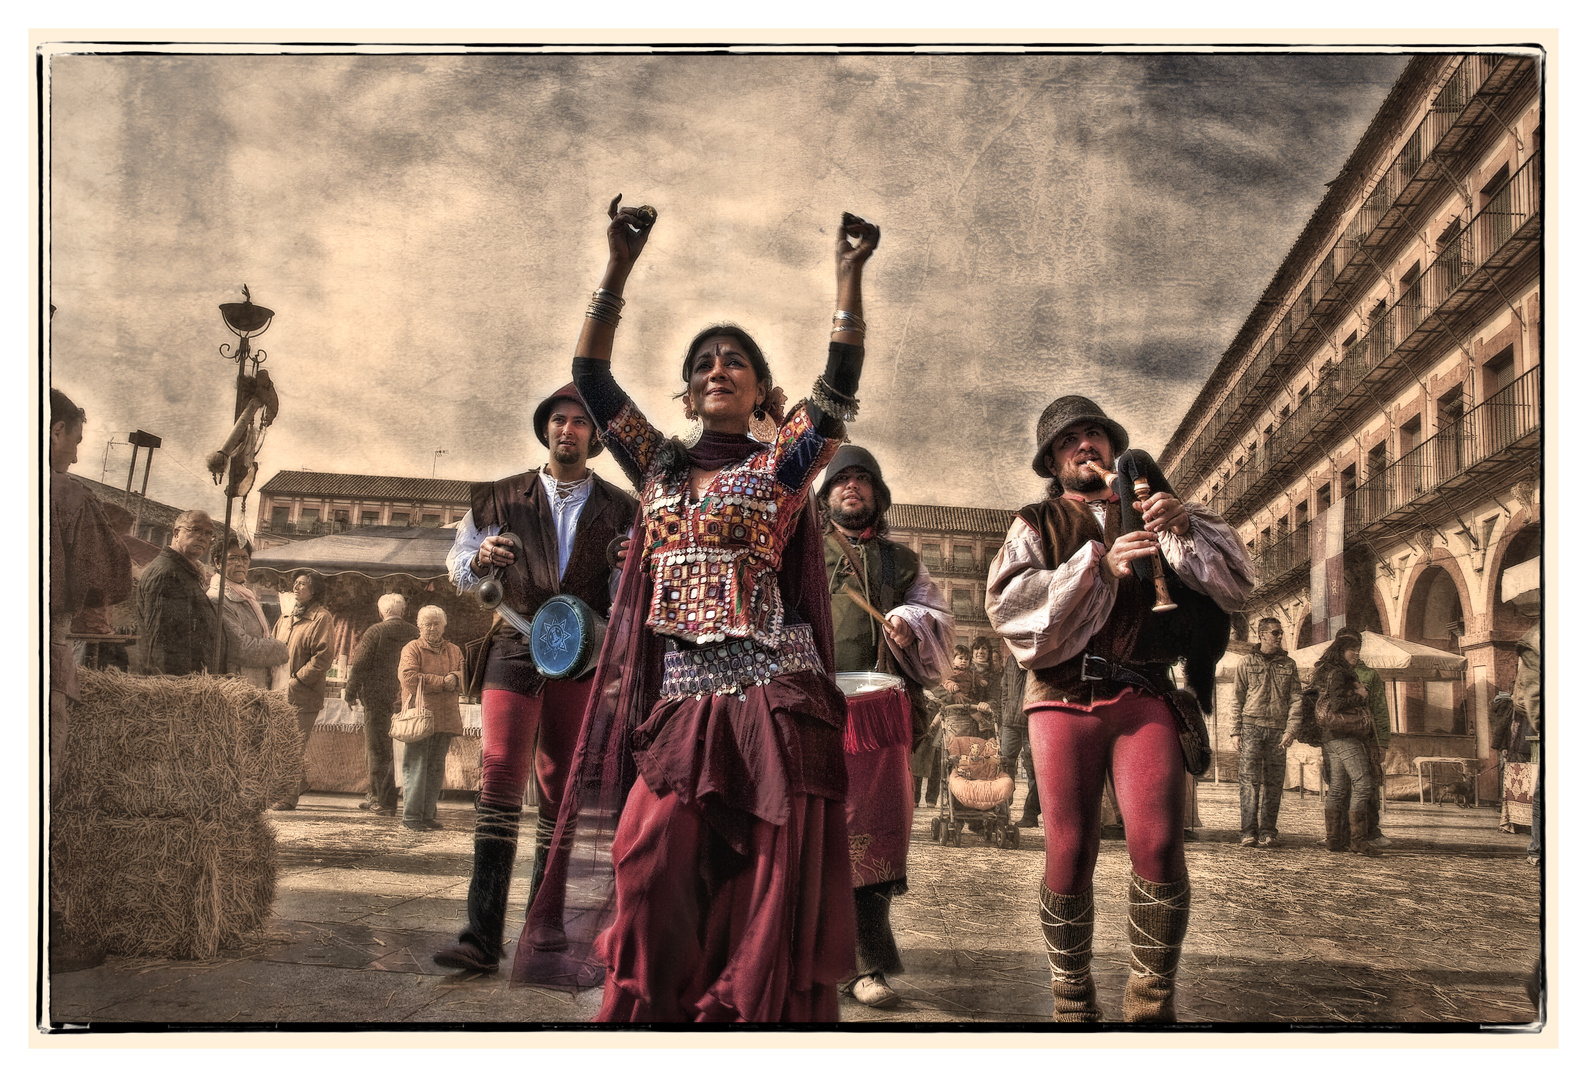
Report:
1289,631,1467,681
251,525,457,579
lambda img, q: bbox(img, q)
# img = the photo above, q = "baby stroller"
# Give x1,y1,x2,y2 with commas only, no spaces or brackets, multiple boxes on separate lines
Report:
929,715,1020,849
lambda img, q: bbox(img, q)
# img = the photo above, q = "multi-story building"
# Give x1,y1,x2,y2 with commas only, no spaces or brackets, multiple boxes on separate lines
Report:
1159,54,1541,781
73,475,183,550
254,471,473,543
887,503,1017,651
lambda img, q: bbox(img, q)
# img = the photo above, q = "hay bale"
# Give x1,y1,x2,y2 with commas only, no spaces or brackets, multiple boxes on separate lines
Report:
59,670,304,817
50,811,277,959
50,670,299,958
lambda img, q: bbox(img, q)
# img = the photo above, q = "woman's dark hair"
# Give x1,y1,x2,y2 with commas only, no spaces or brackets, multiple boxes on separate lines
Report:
294,570,327,604
971,636,994,657
211,531,254,569
679,324,773,391
1318,629,1361,671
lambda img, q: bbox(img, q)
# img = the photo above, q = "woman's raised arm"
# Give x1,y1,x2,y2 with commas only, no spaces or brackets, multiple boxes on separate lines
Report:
574,194,657,361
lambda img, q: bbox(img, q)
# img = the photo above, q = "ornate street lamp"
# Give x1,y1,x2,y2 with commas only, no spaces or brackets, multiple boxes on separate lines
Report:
212,285,280,671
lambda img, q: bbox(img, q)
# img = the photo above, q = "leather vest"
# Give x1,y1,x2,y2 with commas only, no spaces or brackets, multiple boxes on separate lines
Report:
469,469,638,621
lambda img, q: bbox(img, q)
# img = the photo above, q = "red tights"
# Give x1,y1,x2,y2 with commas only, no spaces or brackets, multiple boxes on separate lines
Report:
478,680,592,814
1028,691,1186,893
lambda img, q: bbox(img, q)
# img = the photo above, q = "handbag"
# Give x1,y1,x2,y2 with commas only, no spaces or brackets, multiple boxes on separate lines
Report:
1315,684,1374,742
390,669,435,744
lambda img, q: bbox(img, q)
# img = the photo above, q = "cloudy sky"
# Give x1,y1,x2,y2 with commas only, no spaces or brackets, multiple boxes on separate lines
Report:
46,45,1408,524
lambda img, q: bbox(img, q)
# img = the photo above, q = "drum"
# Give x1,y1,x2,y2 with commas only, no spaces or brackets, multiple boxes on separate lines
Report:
836,671,912,754
529,594,607,680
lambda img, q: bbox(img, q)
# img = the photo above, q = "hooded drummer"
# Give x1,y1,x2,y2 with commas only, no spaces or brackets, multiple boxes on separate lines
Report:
818,445,955,1009
435,384,639,974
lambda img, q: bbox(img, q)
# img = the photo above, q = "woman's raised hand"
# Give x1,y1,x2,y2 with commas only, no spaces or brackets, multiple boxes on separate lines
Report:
605,193,657,271
835,211,879,276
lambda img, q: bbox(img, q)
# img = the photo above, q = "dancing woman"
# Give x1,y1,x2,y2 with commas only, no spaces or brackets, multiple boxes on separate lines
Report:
568,196,879,1022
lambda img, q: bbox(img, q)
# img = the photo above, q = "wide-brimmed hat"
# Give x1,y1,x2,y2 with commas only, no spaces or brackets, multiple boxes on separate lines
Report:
1030,395,1129,477
818,444,892,517
533,382,603,458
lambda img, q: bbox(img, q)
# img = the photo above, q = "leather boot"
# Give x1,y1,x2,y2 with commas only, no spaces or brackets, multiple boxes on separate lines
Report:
1039,884,1100,1022
433,799,520,972
1348,808,1382,857
523,813,569,951
1122,873,1191,1023
1323,803,1348,852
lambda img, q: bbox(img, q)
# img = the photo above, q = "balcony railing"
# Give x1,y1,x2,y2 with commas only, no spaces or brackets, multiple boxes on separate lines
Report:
1170,54,1528,491
1342,365,1539,531
1251,525,1310,585
1205,152,1539,524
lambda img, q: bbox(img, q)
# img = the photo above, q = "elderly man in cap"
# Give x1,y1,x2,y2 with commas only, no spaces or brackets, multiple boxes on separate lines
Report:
819,445,954,1008
434,383,638,973
987,395,1253,1022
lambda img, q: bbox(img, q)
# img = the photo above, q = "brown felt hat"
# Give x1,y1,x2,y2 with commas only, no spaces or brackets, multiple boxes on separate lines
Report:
1030,395,1129,478
533,382,603,458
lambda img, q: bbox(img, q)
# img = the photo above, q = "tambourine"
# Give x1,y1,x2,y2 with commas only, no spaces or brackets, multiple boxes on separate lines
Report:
529,593,607,680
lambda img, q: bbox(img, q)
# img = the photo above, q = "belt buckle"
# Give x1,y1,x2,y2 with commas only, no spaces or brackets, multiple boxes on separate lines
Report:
1080,654,1109,682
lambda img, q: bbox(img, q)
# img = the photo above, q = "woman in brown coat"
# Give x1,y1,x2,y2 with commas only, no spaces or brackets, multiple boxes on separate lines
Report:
397,605,465,832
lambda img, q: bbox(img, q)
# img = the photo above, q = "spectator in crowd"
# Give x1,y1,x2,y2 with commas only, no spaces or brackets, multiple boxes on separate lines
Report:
270,570,333,810
208,534,289,689
396,605,466,833
344,593,419,817
133,510,218,676
1231,617,1304,848
1352,647,1393,848
1000,652,1039,827
48,387,132,973
1314,629,1381,858
1513,623,1541,866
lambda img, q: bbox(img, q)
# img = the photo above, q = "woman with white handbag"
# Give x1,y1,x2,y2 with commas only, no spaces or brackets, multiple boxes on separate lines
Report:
396,605,465,832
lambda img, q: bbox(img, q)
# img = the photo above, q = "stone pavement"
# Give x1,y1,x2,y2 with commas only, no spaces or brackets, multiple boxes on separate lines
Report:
42,779,1543,1032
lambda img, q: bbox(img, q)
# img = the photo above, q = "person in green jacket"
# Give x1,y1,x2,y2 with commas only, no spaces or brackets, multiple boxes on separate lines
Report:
1353,654,1392,847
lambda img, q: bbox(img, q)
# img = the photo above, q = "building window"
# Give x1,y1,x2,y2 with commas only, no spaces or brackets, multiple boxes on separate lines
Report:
270,505,290,531
361,510,380,526
950,587,976,619
390,512,409,527
953,544,974,572
920,544,942,570
333,510,350,532
299,508,320,533
421,513,441,527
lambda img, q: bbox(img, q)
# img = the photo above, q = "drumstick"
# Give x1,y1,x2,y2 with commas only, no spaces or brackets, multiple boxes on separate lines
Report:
841,583,890,627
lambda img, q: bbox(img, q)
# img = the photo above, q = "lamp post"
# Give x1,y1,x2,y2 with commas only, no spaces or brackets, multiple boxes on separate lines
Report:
213,285,276,672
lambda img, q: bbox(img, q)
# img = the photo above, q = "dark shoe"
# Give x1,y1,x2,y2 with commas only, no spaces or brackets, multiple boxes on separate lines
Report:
423,820,444,831
1017,814,1040,828
358,800,377,811
1257,834,1277,848
374,807,396,817
401,820,428,831
1239,834,1257,848
433,939,500,973
1348,809,1382,856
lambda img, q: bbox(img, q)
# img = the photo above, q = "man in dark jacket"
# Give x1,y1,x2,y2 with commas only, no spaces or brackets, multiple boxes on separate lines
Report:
343,593,420,816
1231,617,1304,847
133,510,218,675
433,384,638,973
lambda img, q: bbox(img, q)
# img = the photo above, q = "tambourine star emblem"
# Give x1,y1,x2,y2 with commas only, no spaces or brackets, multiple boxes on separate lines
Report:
539,620,574,655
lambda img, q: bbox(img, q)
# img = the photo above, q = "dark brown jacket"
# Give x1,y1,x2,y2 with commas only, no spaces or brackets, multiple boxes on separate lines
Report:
468,469,639,695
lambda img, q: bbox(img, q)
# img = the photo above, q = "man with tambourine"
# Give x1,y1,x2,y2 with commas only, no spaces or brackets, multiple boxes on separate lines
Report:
433,384,638,973
819,445,955,1009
